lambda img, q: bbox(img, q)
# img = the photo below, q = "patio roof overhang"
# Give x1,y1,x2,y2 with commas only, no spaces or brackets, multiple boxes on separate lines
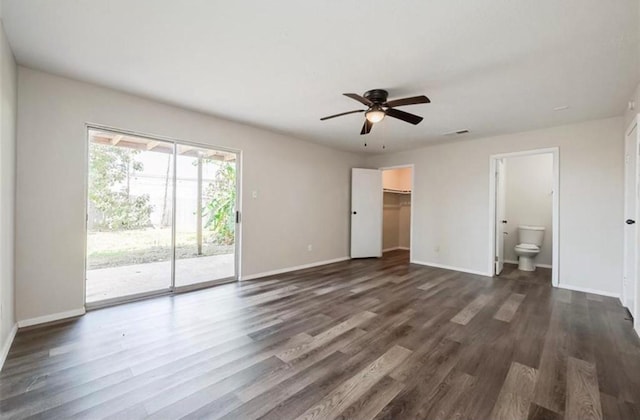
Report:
89,131,237,162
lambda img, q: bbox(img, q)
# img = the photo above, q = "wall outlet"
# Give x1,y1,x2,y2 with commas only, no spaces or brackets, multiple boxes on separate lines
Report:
435,245,440,252
307,244,313,251
252,190,258,199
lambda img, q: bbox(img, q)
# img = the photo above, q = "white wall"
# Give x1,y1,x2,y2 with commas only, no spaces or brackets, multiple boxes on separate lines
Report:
0,18,17,365
626,82,640,129
366,117,624,296
503,154,553,266
623,0,639,131
15,67,363,324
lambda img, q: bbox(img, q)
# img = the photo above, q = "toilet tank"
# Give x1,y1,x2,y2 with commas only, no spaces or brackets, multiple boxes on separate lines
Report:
518,225,545,246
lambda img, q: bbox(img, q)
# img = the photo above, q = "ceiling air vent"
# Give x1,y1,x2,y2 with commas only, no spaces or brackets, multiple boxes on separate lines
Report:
443,129,470,136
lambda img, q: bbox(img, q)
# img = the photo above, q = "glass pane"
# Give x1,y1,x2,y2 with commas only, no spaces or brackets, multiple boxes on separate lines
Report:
86,130,174,303
174,145,236,287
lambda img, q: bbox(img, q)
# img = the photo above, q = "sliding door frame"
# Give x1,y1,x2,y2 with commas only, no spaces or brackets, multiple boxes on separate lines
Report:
83,123,242,310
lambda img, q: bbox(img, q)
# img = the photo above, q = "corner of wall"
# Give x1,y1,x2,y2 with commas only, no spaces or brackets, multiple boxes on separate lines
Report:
626,82,640,128
0,17,18,370
0,323,17,370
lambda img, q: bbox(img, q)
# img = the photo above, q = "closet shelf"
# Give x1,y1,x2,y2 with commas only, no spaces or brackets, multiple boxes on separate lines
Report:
383,188,411,195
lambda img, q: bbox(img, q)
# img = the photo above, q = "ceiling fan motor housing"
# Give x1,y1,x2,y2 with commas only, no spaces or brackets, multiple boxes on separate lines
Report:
363,89,389,104
319,89,428,136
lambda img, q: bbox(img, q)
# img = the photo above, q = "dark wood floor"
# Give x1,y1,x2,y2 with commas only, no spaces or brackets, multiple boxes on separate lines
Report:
499,262,553,285
1,251,639,419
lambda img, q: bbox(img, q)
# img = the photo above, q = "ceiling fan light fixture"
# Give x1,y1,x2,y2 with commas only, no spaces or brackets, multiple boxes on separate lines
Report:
365,107,385,123
320,90,429,135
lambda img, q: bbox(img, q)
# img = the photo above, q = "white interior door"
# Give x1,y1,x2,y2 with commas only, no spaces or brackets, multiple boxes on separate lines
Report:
495,159,506,275
624,121,638,318
351,168,383,258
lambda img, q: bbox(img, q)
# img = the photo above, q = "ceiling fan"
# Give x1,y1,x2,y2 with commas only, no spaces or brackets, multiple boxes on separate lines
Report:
320,89,430,135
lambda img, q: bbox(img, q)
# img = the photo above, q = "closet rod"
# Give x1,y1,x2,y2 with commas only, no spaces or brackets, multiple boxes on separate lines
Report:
383,188,411,194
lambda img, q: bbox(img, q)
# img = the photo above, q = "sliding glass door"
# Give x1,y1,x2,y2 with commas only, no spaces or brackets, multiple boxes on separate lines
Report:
174,145,237,288
86,128,238,305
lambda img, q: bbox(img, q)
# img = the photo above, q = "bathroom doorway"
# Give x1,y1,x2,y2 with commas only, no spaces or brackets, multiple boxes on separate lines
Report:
489,148,559,286
380,165,413,260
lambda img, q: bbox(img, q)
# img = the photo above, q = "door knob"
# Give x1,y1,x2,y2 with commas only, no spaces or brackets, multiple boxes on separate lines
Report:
352,211,357,215
626,219,636,225
501,220,508,224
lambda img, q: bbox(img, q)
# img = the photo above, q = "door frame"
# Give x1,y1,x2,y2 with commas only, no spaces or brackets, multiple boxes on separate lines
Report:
494,158,506,275
379,164,414,262
83,123,242,309
623,114,639,325
488,147,559,287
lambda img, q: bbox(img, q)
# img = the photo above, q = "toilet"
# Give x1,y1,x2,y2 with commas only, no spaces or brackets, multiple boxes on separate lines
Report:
514,225,545,271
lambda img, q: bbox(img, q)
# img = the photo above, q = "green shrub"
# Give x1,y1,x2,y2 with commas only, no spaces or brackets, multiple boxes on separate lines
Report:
89,143,153,230
202,162,236,245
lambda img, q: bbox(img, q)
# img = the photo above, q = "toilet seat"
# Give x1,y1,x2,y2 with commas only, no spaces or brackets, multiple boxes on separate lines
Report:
514,243,540,272
515,244,540,251
515,226,545,272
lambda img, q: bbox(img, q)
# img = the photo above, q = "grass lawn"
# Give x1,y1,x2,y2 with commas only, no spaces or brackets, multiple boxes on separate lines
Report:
87,228,234,269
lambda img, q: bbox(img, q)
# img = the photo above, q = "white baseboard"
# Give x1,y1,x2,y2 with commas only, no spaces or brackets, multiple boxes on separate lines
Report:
504,259,552,269
241,257,350,281
410,260,491,277
0,323,18,371
17,308,86,328
383,247,410,253
557,283,621,299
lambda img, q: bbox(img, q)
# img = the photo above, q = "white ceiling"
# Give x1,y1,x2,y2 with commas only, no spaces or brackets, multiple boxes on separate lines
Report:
2,1,639,153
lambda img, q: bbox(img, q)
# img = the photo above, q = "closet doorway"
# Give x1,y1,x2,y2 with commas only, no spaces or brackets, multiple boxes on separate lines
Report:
381,166,413,258
85,126,240,307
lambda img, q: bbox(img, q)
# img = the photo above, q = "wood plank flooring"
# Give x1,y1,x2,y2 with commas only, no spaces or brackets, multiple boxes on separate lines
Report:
1,251,639,419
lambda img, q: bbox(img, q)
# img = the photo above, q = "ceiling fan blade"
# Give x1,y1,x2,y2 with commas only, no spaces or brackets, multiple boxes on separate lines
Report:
320,109,364,121
385,95,431,108
385,108,423,125
360,119,373,135
344,93,374,107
